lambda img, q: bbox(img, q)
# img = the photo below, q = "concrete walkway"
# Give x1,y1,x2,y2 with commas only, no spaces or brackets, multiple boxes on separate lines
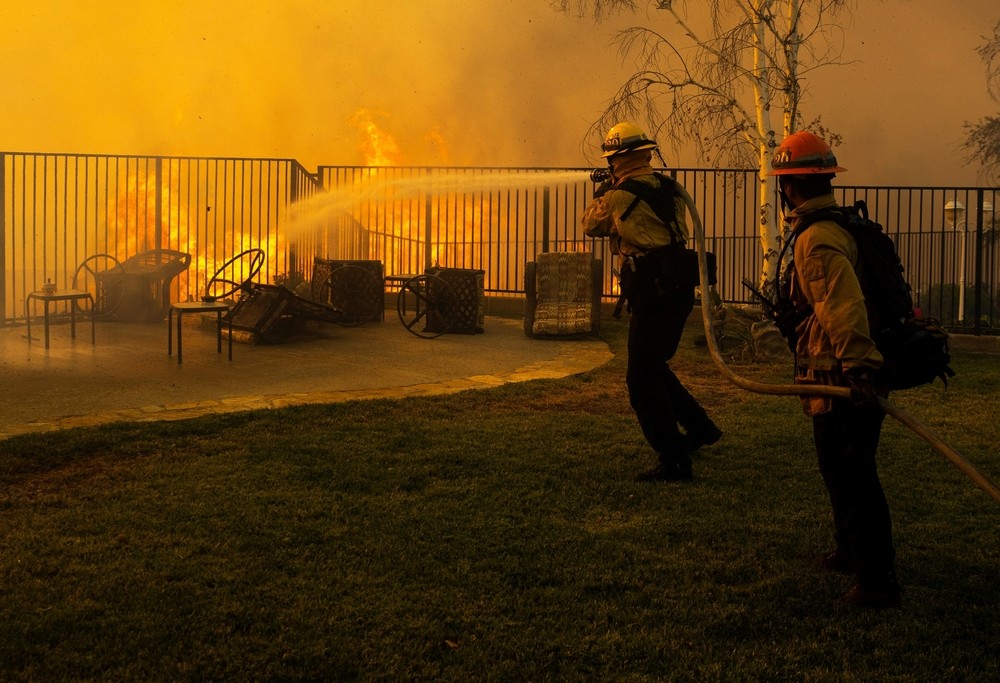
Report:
0,314,613,440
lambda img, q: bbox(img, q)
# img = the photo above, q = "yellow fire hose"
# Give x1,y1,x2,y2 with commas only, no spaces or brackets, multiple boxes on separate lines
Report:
678,184,1000,506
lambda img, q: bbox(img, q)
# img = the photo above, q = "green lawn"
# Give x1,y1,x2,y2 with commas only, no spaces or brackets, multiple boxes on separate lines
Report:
2,319,998,681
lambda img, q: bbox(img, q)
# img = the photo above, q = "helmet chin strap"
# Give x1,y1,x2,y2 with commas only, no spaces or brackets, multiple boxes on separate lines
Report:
778,185,792,215
606,160,618,183
777,176,802,217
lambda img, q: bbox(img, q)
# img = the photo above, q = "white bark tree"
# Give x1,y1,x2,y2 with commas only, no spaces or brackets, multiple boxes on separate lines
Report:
556,0,851,285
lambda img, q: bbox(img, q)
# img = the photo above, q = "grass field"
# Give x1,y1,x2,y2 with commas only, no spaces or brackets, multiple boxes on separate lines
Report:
2,318,998,681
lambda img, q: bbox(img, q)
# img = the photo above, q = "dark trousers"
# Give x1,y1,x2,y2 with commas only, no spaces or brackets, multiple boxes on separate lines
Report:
625,282,712,466
813,400,895,581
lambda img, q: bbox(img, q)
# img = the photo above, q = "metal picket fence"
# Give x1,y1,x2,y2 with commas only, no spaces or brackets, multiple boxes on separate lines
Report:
2,152,997,334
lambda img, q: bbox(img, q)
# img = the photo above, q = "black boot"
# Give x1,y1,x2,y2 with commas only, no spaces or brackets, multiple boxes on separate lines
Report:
685,422,723,452
635,461,693,482
838,571,901,609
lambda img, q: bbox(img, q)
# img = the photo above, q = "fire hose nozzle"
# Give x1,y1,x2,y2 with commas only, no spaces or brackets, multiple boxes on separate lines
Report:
590,168,612,184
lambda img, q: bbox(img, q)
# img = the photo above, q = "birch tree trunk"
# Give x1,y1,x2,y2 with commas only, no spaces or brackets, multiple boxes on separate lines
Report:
750,0,781,286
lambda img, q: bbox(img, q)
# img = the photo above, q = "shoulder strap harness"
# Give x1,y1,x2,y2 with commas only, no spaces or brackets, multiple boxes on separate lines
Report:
616,172,685,244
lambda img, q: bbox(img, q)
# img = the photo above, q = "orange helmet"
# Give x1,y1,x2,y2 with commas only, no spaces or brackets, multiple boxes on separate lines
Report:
769,131,846,175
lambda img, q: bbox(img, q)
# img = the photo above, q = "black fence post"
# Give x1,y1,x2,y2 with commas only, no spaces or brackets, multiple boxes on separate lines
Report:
0,154,5,323
424,194,433,271
542,186,550,254
154,157,163,250
974,189,985,335
289,163,301,282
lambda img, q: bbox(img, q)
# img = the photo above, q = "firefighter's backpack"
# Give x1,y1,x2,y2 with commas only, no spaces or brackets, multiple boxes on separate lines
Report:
616,172,717,288
779,200,954,390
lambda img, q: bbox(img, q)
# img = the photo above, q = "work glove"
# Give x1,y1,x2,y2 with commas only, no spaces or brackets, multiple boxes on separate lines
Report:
593,180,613,199
845,368,881,411
771,302,801,353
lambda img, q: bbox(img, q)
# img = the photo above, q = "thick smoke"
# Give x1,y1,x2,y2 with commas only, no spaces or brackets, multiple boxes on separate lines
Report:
1,0,996,185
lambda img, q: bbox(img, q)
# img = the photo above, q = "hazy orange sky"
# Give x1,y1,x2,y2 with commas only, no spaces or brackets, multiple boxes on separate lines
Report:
2,0,996,186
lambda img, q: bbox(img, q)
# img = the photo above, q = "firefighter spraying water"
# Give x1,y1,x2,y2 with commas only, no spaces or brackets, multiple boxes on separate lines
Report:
581,122,722,483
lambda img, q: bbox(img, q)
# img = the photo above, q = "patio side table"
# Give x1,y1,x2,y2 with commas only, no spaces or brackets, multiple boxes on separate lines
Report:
168,301,233,364
25,289,96,349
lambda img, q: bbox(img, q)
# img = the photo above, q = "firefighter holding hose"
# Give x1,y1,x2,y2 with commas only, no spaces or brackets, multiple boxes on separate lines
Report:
581,122,722,483
770,131,900,609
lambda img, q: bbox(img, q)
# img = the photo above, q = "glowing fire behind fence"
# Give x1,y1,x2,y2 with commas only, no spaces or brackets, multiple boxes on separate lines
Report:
0,153,314,320
110,167,283,302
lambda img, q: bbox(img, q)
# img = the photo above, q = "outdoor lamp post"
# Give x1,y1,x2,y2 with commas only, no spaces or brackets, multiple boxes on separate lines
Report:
944,200,967,323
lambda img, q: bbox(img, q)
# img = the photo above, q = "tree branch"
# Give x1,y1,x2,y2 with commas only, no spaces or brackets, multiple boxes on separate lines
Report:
979,19,1000,101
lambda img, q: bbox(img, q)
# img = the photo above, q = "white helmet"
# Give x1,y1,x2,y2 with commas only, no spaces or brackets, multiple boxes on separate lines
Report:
601,122,658,158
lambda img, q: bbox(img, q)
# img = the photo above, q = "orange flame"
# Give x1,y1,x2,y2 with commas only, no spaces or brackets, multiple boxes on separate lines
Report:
109,172,198,300
350,108,402,166
110,167,281,302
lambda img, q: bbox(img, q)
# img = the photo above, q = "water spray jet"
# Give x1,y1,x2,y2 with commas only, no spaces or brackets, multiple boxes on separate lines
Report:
283,170,594,240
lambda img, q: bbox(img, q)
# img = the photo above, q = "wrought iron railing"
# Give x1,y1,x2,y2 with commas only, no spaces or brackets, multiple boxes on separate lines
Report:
3,153,997,334
0,153,330,321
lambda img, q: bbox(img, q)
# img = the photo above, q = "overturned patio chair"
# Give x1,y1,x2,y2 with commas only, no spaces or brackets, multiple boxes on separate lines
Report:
222,254,385,344
523,251,603,338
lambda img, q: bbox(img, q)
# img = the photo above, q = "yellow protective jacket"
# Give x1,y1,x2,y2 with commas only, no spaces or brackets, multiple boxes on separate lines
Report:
580,159,688,257
788,194,884,415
